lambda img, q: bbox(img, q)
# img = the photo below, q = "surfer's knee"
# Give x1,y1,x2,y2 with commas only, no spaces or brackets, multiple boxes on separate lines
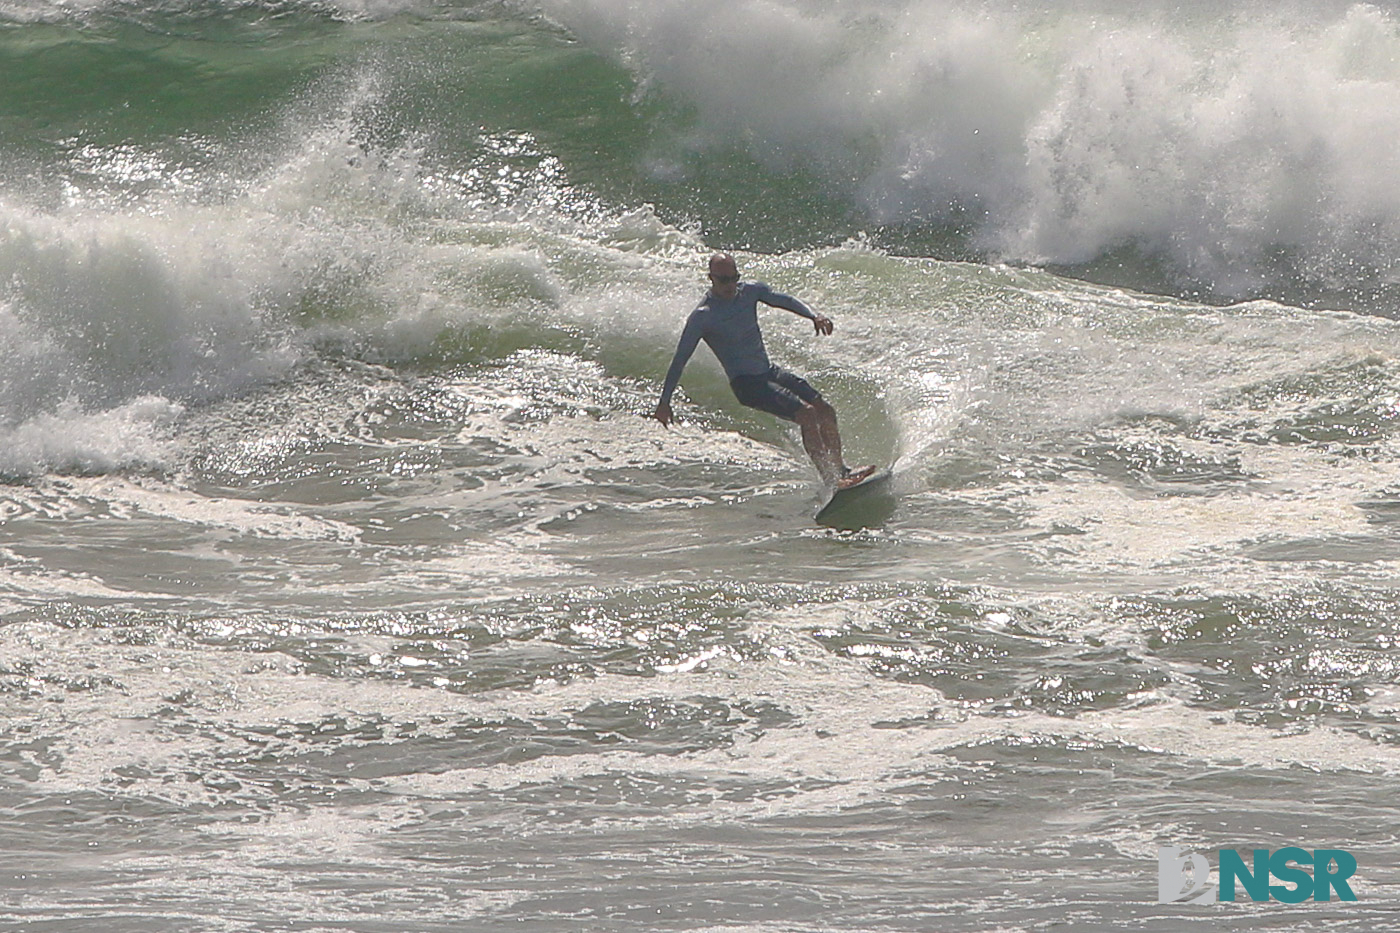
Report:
809,398,837,428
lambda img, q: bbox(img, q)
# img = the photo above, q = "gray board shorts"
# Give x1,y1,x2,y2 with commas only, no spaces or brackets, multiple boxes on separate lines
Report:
729,366,821,421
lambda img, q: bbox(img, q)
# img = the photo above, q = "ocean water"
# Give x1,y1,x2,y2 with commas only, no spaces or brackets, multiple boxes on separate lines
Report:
4,1,1400,929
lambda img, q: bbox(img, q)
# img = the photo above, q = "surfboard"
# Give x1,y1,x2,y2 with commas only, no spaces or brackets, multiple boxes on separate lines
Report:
815,467,894,525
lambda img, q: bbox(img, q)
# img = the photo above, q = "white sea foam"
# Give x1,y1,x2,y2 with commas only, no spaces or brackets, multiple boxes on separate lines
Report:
530,0,1400,296
12,613,1398,802
0,196,307,474
0,90,720,477
0,396,185,476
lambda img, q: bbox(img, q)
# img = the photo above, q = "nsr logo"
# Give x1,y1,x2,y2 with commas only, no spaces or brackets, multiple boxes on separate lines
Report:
1158,846,1358,904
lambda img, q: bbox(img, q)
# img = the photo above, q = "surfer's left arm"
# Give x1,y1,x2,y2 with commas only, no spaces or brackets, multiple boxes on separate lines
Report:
757,283,834,335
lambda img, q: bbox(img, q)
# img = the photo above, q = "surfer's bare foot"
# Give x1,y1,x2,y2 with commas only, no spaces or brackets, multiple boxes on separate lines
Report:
836,465,878,489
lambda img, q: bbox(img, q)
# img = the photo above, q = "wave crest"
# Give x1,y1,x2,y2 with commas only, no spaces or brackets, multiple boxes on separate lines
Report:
532,0,1400,299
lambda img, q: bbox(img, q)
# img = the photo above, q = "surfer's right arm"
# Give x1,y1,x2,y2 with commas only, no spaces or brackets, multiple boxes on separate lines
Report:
654,315,703,427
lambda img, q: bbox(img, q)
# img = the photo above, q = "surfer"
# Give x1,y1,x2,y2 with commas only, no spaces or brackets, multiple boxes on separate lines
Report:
652,253,875,489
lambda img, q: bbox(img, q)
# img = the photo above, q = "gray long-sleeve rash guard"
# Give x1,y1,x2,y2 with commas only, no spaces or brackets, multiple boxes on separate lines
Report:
659,282,817,407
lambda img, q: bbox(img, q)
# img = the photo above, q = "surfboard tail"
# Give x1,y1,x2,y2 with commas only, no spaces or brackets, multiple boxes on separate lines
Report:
815,467,894,525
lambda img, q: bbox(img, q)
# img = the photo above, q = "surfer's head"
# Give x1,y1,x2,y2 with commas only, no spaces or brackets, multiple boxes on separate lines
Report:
708,252,740,299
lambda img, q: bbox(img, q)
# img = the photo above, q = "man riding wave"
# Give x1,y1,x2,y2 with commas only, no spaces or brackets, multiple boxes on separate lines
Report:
653,253,875,489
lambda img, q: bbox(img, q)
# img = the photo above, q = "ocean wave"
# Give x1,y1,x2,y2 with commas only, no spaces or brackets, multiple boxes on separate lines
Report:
0,94,703,475
527,0,1400,301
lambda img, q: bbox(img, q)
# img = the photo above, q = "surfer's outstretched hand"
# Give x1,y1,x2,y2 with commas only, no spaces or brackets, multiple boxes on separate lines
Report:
813,313,834,336
651,402,674,428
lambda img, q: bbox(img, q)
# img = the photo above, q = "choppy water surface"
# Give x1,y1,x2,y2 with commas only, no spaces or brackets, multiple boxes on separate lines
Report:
5,1,1400,930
